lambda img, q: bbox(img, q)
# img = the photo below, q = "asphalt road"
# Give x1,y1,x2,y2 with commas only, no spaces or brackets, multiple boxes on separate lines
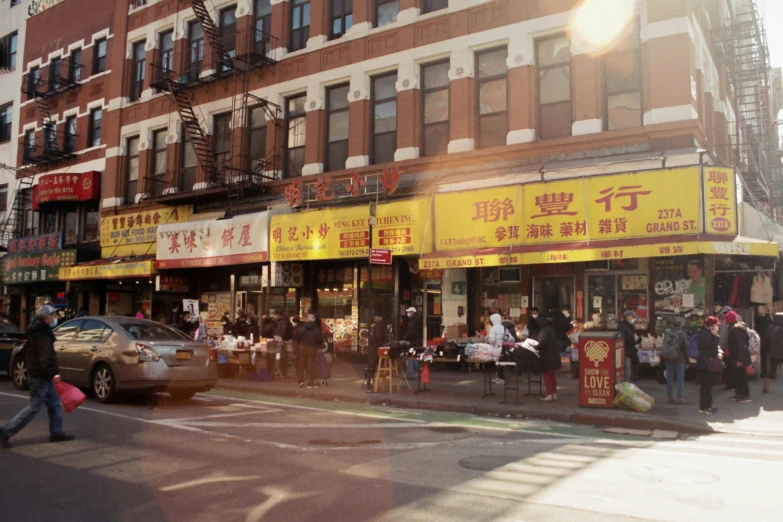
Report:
0,382,779,522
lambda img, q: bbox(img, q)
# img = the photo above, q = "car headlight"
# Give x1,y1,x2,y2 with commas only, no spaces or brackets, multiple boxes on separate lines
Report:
136,343,160,363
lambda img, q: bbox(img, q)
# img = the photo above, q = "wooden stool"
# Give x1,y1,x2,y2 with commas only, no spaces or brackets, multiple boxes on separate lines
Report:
374,353,400,393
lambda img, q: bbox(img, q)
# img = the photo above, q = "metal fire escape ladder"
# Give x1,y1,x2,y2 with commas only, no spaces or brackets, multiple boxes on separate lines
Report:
169,83,221,185
0,164,35,246
191,0,235,73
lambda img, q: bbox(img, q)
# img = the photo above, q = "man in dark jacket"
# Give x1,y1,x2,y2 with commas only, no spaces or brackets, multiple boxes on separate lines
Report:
1,305,74,449
295,309,324,388
273,311,292,377
697,316,722,414
403,307,423,378
762,312,783,393
536,316,561,402
726,311,752,402
368,312,388,371
175,311,196,336
617,310,639,383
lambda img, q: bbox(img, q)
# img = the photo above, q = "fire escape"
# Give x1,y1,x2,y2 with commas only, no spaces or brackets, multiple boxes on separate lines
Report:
0,57,81,246
147,0,281,204
714,1,781,215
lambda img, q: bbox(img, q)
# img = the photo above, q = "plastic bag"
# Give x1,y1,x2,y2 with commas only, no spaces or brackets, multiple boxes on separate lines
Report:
55,381,86,413
614,382,655,413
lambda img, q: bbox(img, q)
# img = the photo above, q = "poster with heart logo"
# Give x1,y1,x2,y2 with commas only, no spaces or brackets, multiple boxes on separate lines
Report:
579,333,625,408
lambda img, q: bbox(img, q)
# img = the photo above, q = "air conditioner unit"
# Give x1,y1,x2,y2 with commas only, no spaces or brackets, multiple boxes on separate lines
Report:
497,267,521,283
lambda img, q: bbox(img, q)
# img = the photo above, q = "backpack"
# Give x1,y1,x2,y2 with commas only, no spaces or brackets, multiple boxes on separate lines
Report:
687,334,700,359
747,328,761,356
661,330,682,361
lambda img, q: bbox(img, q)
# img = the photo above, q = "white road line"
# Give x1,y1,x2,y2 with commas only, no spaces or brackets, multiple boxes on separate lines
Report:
160,474,259,492
158,408,282,423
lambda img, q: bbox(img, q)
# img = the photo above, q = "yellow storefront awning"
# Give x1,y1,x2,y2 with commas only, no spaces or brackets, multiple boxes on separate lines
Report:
58,255,157,281
418,236,779,270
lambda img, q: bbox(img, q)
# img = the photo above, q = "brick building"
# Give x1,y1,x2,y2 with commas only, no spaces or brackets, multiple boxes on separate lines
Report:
3,0,781,345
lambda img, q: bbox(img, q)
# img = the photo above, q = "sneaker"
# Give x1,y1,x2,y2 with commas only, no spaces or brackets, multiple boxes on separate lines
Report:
49,434,75,443
737,396,751,403
730,396,740,402
0,430,10,450
667,398,676,405
298,382,305,388
709,407,719,413
699,409,715,415
540,395,555,402
763,378,772,394
675,399,689,405
492,378,504,385
553,394,558,402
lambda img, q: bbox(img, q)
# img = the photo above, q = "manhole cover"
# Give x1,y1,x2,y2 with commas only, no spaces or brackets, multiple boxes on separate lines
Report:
308,439,381,447
626,466,719,485
459,456,518,471
427,426,467,434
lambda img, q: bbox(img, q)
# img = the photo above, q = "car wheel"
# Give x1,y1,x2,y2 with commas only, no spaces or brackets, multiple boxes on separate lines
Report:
92,364,116,403
11,357,28,391
169,389,197,401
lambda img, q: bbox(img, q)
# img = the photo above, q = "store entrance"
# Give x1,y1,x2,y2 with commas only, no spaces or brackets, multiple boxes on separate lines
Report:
423,282,443,341
533,276,575,322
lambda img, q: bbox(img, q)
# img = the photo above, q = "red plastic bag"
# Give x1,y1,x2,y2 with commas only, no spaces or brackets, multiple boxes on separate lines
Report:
421,362,430,384
55,381,87,413
746,364,756,377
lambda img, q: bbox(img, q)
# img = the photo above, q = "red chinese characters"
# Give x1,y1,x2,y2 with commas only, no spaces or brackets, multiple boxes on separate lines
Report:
238,224,252,247
318,223,330,240
222,227,235,248
169,232,181,254
272,227,282,244
531,192,578,219
315,177,335,202
595,185,652,212
472,198,515,223
184,231,198,253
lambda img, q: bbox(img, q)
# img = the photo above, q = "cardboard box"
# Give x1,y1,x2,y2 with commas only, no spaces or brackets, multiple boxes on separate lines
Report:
445,324,469,339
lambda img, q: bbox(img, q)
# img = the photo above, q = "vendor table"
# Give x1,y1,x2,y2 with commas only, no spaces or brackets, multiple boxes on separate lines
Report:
497,362,521,404
414,357,461,394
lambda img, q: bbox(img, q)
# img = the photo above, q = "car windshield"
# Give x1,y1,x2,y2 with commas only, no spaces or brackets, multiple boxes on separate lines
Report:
119,322,193,342
0,318,22,334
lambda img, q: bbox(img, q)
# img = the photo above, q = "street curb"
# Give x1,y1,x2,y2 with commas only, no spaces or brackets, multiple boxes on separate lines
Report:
214,381,715,435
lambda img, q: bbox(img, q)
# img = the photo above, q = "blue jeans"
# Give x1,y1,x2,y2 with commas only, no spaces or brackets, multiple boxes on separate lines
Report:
406,358,419,377
625,357,633,383
1,378,64,439
665,361,686,400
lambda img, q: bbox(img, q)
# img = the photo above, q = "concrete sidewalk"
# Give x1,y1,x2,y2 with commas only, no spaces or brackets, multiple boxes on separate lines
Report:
215,360,783,436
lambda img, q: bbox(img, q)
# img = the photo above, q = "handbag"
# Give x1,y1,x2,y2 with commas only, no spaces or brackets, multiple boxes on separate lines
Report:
746,364,756,377
707,357,726,372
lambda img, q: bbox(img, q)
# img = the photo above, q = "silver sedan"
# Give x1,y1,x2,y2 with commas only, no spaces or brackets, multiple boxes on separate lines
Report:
10,317,217,402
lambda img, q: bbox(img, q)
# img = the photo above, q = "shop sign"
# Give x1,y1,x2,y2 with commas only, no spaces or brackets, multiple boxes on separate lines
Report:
369,248,392,265
156,276,188,293
413,269,443,281
6,232,62,255
32,171,100,210
59,260,156,281
360,266,394,283
4,250,77,284
270,198,432,261
703,166,738,236
579,334,624,408
156,211,284,269
435,167,703,252
100,205,192,257
283,166,402,208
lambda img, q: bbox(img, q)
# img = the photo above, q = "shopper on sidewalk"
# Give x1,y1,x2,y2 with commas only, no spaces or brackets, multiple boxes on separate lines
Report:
0,305,74,449
368,312,388,373
698,316,722,415
617,310,640,383
726,311,752,403
762,312,783,393
662,328,689,405
535,316,561,402
403,307,423,379
488,313,514,385
221,315,237,337
717,306,735,391
274,310,293,378
295,309,324,388
524,307,541,340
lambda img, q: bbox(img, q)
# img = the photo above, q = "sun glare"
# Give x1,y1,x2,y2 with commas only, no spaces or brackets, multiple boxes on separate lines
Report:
570,0,636,53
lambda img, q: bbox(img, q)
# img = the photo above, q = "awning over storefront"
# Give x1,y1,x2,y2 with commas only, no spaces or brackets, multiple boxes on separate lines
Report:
269,198,432,262
155,209,289,269
418,236,779,269
58,255,157,281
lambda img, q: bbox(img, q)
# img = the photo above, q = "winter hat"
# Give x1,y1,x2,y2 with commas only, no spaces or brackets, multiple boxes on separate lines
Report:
623,310,637,319
705,316,720,327
719,305,733,315
725,311,739,324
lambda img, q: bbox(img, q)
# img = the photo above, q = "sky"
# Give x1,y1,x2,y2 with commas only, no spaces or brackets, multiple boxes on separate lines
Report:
761,0,783,70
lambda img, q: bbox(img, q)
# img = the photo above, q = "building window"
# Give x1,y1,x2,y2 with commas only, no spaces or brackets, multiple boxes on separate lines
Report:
130,40,145,101
151,129,168,196
88,108,102,147
249,106,268,171
331,0,353,40
187,22,204,81
537,35,572,140
422,0,447,14
65,210,78,245
49,57,62,92
422,61,449,157
326,84,349,172
220,6,237,70
159,30,174,75
181,127,198,192
84,204,100,242
376,0,399,27
285,94,306,177
0,32,18,70
126,137,140,204
290,0,311,52
93,37,107,74
476,48,508,149
372,73,397,165
0,103,11,143
64,115,77,153
0,185,7,213
43,123,56,154
603,28,642,131
27,66,40,95
39,210,57,234
255,0,273,57
213,112,231,172
69,48,82,83
11,0,22,7
24,129,35,162
22,190,39,237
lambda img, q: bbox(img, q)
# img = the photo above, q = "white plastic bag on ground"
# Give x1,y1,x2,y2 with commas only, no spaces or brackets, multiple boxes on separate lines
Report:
614,382,655,413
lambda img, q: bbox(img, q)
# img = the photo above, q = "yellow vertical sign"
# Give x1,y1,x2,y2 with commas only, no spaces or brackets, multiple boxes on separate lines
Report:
703,166,738,235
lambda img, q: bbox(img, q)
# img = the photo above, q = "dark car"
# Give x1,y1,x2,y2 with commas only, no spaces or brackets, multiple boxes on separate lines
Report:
0,318,25,385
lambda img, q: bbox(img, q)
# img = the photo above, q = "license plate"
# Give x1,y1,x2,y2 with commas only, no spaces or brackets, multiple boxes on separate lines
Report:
176,351,193,361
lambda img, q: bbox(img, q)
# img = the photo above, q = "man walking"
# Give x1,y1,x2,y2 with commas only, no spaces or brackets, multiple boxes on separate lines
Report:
403,307,423,379
0,305,74,449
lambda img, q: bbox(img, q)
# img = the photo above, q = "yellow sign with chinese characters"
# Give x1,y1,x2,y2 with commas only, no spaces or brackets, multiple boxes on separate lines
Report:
59,260,157,281
100,205,193,258
270,198,432,262
434,186,524,250
703,166,738,235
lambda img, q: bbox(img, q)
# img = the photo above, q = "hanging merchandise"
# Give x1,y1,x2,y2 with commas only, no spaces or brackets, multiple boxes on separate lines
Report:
750,273,774,305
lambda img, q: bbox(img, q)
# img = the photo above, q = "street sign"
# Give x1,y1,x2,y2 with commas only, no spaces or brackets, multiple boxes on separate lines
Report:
369,248,392,265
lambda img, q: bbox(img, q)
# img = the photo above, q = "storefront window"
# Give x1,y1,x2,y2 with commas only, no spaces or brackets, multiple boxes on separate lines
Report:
479,267,523,330
65,210,78,245
587,271,649,331
268,288,298,318
654,256,705,331
84,207,100,242
316,264,357,351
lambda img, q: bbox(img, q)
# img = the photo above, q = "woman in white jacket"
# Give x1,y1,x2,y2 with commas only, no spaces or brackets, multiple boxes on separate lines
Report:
489,314,513,384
